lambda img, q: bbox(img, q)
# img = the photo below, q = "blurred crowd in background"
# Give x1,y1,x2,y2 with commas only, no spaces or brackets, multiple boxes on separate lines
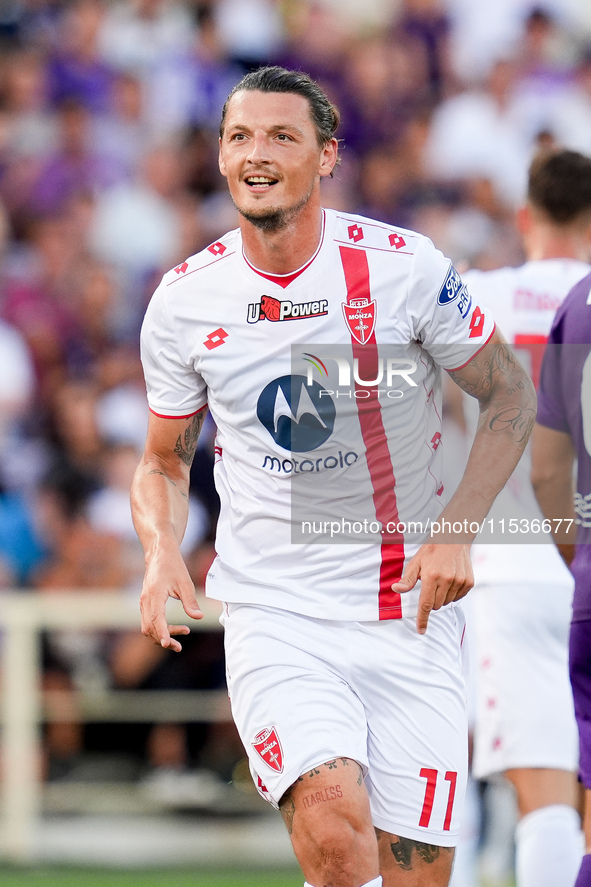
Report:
1,0,591,825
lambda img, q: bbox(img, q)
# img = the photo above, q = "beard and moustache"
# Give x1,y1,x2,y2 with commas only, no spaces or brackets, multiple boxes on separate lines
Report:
232,180,315,233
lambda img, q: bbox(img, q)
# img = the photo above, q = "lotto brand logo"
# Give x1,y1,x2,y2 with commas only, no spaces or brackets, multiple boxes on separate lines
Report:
247,296,328,324
204,328,228,350
389,232,406,249
342,297,376,344
252,726,284,773
348,224,364,243
174,261,188,275
207,241,226,256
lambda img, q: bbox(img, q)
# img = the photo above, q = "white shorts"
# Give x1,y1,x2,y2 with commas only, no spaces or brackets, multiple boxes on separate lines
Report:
221,602,469,846
470,582,578,780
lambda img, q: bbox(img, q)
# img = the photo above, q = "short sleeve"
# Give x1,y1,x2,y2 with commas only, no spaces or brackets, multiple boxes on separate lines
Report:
536,310,568,433
407,237,495,370
140,282,207,418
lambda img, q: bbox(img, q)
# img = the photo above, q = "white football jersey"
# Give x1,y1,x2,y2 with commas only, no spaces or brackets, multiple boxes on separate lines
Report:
463,259,590,585
141,208,494,621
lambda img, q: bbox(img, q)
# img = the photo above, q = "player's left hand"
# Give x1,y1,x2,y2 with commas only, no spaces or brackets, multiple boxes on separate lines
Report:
391,543,473,634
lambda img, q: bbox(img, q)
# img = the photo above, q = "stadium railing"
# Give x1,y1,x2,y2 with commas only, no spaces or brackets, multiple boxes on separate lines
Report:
0,590,225,863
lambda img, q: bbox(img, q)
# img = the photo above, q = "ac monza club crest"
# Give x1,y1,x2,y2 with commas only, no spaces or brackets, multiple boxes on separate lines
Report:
252,726,284,773
342,297,376,345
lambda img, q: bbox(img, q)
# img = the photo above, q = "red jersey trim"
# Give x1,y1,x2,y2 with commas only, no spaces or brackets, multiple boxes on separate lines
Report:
243,212,326,289
149,405,207,420
339,245,405,619
446,324,496,372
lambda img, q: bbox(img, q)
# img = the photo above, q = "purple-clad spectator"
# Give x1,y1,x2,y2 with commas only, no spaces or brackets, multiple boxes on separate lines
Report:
276,3,351,109
1,213,87,400
91,72,150,177
337,33,430,160
533,273,591,887
47,0,114,114
397,0,453,102
2,49,58,161
31,98,126,215
142,6,244,138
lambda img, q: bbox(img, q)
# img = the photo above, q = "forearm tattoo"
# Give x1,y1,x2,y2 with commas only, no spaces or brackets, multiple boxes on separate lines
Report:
147,469,188,501
488,405,536,443
173,411,205,466
450,344,536,446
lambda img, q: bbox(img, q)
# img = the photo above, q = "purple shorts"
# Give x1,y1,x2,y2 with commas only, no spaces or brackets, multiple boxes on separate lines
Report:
569,619,591,788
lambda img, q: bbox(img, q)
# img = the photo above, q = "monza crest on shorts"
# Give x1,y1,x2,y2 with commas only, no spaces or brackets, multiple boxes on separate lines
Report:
342,298,376,345
252,726,284,773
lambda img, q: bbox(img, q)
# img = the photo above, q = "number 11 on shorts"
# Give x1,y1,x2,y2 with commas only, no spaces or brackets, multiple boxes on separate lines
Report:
419,768,457,831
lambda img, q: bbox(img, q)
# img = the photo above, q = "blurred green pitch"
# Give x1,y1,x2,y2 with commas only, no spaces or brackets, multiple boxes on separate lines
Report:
0,868,303,886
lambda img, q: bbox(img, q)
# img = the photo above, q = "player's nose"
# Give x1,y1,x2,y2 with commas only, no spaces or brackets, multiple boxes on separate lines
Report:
246,132,272,163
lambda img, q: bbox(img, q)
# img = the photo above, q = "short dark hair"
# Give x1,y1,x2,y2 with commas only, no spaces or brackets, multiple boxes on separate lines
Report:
528,148,591,225
220,66,340,151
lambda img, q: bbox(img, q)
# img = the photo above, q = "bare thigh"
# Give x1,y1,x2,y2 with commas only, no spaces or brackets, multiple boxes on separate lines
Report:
376,827,455,887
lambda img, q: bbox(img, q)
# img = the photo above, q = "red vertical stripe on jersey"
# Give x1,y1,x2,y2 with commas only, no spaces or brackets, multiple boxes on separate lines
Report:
339,246,405,619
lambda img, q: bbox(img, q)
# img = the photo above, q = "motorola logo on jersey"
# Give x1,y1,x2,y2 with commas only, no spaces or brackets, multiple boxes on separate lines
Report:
256,374,336,452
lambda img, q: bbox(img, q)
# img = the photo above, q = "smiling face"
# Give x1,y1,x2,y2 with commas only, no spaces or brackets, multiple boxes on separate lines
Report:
219,90,337,233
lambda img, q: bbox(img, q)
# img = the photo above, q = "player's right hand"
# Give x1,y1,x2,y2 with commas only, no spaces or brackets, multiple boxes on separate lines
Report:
140,547,203,652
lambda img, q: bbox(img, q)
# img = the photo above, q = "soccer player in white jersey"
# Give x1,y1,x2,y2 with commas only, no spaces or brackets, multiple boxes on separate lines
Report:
461,149,591,887
131,67,536,887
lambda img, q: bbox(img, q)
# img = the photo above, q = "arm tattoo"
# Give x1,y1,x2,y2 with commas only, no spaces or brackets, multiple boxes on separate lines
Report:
147,469,188,501
452,344,517,400
173,411,205,467
488,406,536,443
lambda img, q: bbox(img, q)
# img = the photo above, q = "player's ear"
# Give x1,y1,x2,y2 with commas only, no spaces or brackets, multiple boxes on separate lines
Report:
218,138,227,178
516,204,531,236
319,138,338,179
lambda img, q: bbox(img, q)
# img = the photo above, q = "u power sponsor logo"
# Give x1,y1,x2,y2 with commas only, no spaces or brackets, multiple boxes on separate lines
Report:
247,295,328,324
304,352,418,399
437,265,472,319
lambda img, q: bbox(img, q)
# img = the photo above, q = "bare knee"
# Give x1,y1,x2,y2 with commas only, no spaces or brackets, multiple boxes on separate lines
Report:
279,758,379,887
505,767,579,818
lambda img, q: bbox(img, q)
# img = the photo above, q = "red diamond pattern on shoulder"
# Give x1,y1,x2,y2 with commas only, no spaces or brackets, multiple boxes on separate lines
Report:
389,232,406,249
174,262,188,274
208,242,227,256
348,224,364,243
